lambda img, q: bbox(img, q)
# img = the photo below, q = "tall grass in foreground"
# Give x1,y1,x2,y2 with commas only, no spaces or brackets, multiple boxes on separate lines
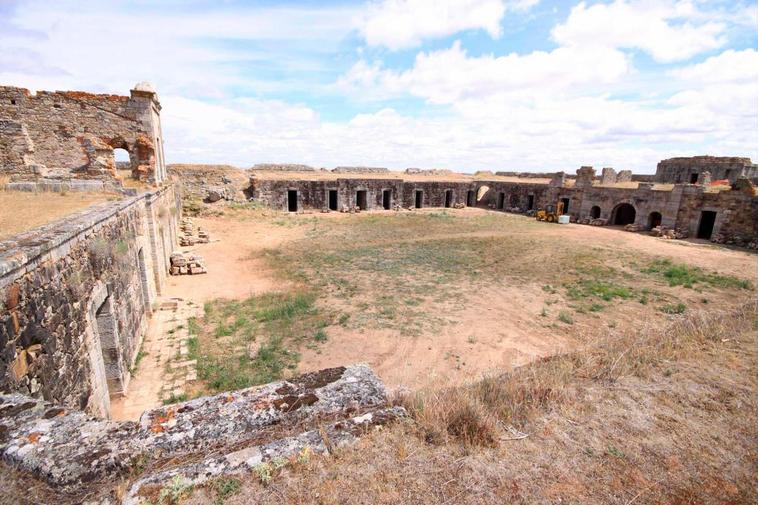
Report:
401,298,758,448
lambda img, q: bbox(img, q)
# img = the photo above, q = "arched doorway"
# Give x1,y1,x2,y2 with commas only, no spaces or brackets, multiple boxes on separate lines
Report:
589,205,601,219
612,203,636,225
113,148,131,179
648,211,662,229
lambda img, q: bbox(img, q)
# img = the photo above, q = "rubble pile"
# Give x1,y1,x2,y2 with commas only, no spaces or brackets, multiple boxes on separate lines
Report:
178,217,210,246
624,223,645,232
170,251,207,275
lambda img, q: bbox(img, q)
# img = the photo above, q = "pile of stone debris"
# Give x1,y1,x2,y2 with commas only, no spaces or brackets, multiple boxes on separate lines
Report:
712,233,758,249
577,217,608,226
170,251,207,275
649,226,688,239
624,223,645,232
179,218,210,246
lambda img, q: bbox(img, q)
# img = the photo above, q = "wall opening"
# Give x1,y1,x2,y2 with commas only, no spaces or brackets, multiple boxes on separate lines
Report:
690,173,699,184
724,169,732,180
467,190,475,207
697,210,717,239
94,295,122,395
415,190,423,209
590,205,601,219
328,190,338,211
444,190,452,208
382,189,391,210
648,211,662,229
137,248,150,312
497,192,505,210
114,148,131,179
356,190,368,210
527,194,534,210
288,190,298,212
612,203,636,225
560,197,570,214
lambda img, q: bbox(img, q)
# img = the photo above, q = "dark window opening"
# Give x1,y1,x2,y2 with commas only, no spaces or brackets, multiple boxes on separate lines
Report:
53,103,62,109
328,190,338,211
724,169,732,180
648,211,662,229
497,192,505,210
690,173,699,184
444,190,452,208
697,211,717,239
612,203,636,225
415,190,423,209
527,194,534,210
382,189,391,210
356,190,368,210
287,190,298,212
10,99,16,105
590,205,601,219
560,197,570,214
467,190,475,207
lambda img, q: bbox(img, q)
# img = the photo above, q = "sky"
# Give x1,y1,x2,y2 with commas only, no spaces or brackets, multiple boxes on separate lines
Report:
1,0,757,173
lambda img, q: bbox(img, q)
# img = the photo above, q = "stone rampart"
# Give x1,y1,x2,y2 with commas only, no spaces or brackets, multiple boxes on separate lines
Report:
0,185,180,418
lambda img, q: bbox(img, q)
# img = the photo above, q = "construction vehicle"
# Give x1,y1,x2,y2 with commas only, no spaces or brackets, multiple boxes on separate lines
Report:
535,201,564,223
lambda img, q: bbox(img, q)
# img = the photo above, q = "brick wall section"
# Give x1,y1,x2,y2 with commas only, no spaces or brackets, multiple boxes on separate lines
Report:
0,85,167,183
0,186,180,418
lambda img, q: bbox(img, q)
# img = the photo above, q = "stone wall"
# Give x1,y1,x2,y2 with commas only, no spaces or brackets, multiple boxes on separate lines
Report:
168,164,249,203
655,156,757,184
0,83,167,183
0,185,180,418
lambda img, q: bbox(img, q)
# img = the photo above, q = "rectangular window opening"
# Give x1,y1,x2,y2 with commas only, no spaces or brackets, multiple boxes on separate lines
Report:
382,190,391,210
288,190,298,212
356,190,368,210
328,190,338,211
415,190,423,209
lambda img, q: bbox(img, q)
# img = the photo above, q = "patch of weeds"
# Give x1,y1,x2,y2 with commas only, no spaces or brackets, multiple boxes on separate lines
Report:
540,307,548,317
643,258,753,290
567,279,633,302
163,392,188,405
212,477,241,505
338,313,350,326
542,285,557,294
467,335,477,344
660,303,687,315
253,457,288,485
314,328,328,342
187,317,201,336
589,302,604,312
558,311,574,325
158,475,193,504
129,347,148,375
606,445,625,459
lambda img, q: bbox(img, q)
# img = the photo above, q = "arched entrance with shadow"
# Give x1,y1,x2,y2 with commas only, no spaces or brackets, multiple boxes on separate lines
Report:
648,211,662,229
589,205,601,219
611,203,636,225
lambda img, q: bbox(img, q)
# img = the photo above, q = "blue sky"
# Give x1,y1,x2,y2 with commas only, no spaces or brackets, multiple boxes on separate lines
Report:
1,0,757,173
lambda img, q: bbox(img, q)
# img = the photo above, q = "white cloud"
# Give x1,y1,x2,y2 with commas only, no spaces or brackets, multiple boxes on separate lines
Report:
671,48,758,83
339,41,630,104
552,0,727,63
358,0,510,50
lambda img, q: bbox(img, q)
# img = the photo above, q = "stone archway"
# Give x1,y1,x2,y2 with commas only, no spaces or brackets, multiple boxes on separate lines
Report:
611,203,636,225
648,211,662,229
589,205,601,219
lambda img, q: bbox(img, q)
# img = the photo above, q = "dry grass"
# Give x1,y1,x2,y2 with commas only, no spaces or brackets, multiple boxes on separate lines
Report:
0,190,119,240
213,299,758,505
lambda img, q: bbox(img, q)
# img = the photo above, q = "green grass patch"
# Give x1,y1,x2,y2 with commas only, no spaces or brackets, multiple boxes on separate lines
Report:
190,292,329,395
660,302,687,315
566,279,634,302
643,259,753,290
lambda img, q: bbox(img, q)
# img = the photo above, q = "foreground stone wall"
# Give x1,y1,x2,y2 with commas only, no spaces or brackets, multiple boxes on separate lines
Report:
0,83,167,183
0,186,179,418
0,364,405,504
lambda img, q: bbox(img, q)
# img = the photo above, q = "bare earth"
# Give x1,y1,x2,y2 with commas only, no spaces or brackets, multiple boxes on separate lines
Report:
163,208,757,391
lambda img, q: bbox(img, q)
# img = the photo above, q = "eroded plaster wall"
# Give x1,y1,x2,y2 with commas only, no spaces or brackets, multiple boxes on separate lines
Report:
0,84,166,183
0,186,179,418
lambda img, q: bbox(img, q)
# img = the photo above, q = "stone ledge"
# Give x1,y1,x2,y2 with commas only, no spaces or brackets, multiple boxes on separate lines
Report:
0,364,399,497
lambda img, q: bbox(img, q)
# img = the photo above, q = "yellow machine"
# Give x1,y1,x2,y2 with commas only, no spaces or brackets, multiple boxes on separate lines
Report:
535,201,564,223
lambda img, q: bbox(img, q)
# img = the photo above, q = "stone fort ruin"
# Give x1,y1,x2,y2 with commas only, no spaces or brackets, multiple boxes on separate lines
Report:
0,84,757,501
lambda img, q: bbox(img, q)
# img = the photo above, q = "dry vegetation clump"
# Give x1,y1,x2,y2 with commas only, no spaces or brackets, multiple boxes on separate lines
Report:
214,299,757,504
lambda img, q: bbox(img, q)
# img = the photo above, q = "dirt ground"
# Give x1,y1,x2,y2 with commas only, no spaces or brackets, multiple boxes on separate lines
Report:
0,190,118,240
165,207,757,391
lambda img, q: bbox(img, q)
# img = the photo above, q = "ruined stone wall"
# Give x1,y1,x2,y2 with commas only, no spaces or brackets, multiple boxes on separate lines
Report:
674,184,758,245
0,186,179,418
655,156,757,184
0,85,166,183
168,164,248,203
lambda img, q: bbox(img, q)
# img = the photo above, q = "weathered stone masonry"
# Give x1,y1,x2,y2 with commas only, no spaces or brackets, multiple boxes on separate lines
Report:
0,186,180,418
0,82,167,183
